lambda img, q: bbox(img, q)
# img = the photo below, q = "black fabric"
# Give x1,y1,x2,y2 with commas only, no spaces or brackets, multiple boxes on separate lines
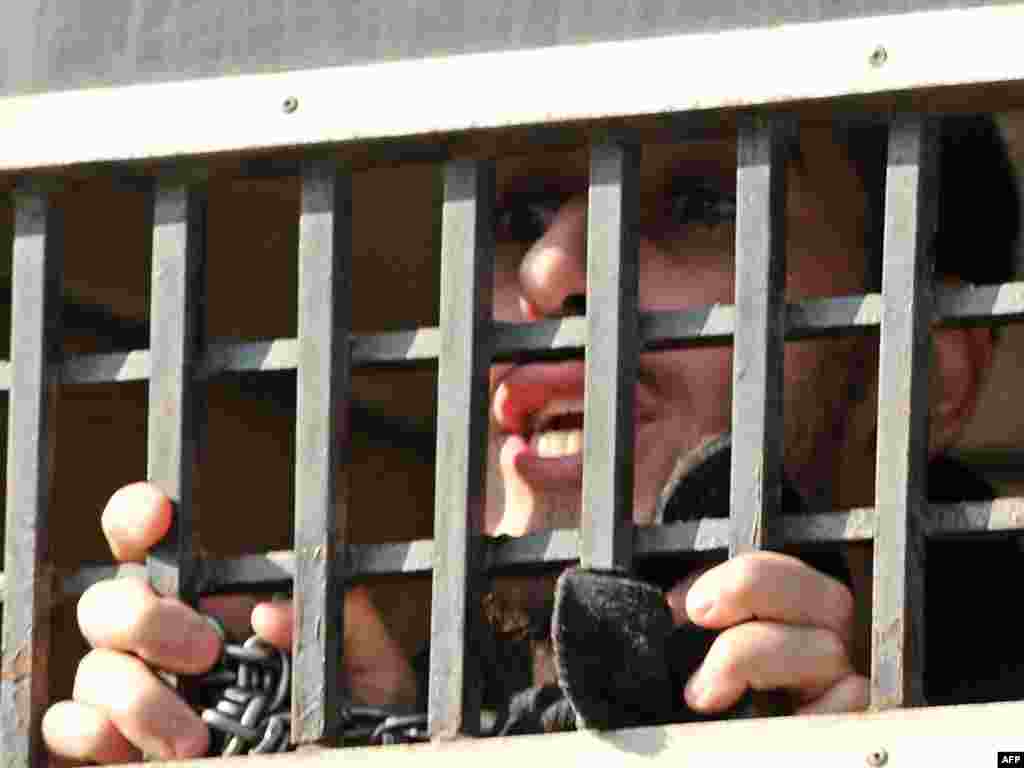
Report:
551,569,678,729
924,457,1023,704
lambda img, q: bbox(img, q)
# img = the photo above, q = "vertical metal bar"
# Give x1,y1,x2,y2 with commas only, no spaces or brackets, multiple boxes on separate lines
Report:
581,142,640,572
292,160,350,745
2,185,62,768
145,182,206,694
729,115,788,556
872,115,937,710
429,159,494,740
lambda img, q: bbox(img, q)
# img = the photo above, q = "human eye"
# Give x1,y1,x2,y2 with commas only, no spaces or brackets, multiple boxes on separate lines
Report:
494,195,562,243
666,178,737,229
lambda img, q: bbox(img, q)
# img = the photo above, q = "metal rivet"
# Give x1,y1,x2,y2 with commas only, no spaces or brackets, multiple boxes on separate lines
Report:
869,46,888,68
282,97,299,114
866,748,888,767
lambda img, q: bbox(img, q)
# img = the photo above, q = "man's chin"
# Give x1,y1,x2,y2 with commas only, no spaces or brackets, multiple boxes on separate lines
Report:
487,487,583,536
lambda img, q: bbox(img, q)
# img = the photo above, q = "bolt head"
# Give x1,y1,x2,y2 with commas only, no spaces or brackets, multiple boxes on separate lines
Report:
282,96,299,114
869,46,888,67
866,748,889,767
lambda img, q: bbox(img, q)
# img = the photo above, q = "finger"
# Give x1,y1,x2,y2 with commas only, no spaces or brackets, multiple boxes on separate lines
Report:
101,483,173,563
78,578,220,674
252,587,416,707
680,552,854,639
73,649,209,760
665,567,711,626
43,700,141,765
684,621,852,713
250,598,292,650
795,674,870,715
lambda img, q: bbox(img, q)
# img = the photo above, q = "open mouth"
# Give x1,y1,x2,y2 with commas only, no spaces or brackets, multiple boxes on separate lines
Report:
493,361,657,485
528,398,585,458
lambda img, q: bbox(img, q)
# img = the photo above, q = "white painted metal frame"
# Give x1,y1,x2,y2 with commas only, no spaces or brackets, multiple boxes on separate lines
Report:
0,3,1023,170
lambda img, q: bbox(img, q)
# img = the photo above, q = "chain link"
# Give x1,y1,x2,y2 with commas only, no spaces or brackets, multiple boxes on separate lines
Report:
193,617,428,755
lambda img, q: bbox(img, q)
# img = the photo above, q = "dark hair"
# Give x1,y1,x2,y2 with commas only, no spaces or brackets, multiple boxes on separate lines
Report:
842,114,1020,290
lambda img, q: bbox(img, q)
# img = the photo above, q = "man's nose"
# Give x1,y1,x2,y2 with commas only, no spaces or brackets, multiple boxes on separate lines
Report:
517,196,588,320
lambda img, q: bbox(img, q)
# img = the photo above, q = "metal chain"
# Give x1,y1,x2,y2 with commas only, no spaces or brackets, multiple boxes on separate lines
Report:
193,617,428,756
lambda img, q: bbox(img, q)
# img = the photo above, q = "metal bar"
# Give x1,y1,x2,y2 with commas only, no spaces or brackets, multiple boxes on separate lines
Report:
727,115,790,719
291,160,351,745
4,4,1024,173
871,115,937,710
428,159,494,739
1,281,1022,391
581,141,640,572
2,185,63,768
17,496,1024,600
8,0,1013,99
145,182,206,695
92,697,1024,768
729,115,788,556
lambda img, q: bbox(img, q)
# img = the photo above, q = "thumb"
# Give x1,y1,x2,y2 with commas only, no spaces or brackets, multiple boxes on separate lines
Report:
251,586,417,708
665,567,712,627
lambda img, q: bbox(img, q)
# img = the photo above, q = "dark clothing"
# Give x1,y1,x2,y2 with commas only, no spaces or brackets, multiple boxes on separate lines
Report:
925,457,1022,704
414,455,1020,732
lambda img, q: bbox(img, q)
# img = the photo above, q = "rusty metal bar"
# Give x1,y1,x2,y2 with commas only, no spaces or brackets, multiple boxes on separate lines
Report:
145,182,207,695
581,141,640,572
16,496,1024,601
871,115,937,710
291,160,351,745
10,495,1024,609
428,159,494,739
2,184,63,768
1,280,1022,390
729,115,788,556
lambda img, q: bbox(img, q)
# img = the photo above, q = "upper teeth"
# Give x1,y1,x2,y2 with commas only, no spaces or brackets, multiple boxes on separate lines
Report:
529,398,584,434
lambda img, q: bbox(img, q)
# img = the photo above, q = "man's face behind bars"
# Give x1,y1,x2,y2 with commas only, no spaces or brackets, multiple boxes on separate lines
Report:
483,124,949,535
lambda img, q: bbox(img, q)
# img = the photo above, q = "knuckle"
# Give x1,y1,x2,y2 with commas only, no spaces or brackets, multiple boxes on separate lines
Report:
846,675,871,709
723,556,766,603
708,627,749,677
828,579,856,626
78,578,151,646
73,649,116,699
814,627,850,667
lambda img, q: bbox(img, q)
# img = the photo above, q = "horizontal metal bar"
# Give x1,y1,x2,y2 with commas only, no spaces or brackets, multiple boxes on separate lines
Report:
11,498,1024,602
7,0,1016,98
3,3,1024,170
2,283,1023,392
96,697,1024,768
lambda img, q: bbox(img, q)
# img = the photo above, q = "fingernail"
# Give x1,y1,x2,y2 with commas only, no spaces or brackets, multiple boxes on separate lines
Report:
185,615,222,668
665,589,689,625
685,671,708,709
687,588,715,620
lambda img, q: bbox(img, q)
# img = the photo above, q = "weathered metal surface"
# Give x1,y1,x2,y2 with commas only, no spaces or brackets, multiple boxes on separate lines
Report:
729,116,787,557
145,182,206,697
92,697,1024,768
2,282,1023,392
15,496,1024,606
5,6,1024,171
871,116,937,711
581,142,639,572
291,161,350,745
429,159,494,739
1,185,62,768
3,0,1015,97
